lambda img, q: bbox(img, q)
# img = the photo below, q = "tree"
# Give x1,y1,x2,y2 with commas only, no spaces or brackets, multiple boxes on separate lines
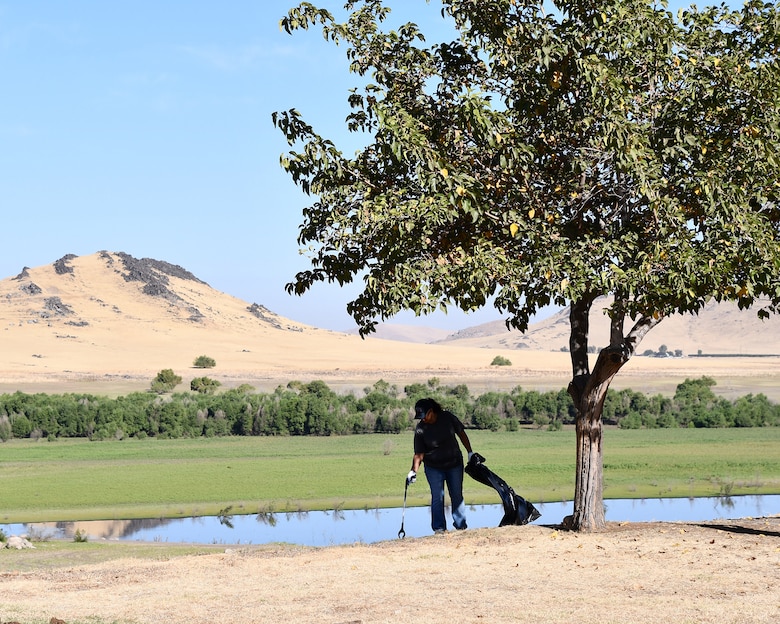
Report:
191,376,222,395
490,355,512,366
193,355,216,369
151,369,182,394
275,0,780,530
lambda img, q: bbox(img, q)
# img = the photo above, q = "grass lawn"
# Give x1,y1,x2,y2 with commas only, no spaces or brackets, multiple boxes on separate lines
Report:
1,428,779,523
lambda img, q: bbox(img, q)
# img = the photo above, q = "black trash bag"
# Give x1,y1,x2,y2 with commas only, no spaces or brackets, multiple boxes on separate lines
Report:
466,453,541,526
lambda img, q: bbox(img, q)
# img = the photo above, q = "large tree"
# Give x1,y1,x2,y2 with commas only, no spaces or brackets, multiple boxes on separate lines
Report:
274,0,780,531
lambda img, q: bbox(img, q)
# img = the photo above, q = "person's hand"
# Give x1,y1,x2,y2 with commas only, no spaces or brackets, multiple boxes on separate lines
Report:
406,470,417,485
468,452,485,464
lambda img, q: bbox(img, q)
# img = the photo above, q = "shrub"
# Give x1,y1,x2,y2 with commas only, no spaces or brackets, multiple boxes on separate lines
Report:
193,355,216,368
472,405,501,431
619,413,642,429
533,412,551,429
0,415,11,441
191,377,222,395
11,414,32,438
151,369,182,394
73,529,88,543
490,355,512,366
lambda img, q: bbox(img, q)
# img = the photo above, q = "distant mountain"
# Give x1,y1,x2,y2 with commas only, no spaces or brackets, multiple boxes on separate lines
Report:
345,323,453,344
1,251,305,333
344,296,780,356
436,298,780,356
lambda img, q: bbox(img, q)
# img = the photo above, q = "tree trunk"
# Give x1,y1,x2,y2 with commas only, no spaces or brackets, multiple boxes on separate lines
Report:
568,347,628,531
565,299,662,532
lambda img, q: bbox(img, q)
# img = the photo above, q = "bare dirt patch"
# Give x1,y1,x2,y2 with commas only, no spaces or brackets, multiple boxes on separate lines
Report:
2,517,778,624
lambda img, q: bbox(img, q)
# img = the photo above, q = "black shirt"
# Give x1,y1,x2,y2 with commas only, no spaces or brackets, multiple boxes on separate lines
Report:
414,410,465,470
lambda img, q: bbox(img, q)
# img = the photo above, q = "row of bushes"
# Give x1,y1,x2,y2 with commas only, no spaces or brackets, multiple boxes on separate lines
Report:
0,376,778,441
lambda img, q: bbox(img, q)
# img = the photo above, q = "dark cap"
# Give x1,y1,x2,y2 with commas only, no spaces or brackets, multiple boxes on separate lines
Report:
414,398,437,419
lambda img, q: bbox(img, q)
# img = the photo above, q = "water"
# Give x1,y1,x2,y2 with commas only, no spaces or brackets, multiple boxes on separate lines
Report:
3,495,777,547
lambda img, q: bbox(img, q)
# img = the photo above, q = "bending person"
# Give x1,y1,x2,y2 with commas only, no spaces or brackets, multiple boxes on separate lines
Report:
406,398,476,533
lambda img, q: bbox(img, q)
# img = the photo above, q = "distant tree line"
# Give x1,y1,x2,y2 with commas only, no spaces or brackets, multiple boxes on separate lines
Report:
560,343,685,358
0,376,777,442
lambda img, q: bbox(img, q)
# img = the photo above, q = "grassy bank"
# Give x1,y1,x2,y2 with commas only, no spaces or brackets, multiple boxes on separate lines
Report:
2,428,779,524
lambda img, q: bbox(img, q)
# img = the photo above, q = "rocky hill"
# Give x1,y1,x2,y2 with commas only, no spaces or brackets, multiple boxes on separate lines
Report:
3,251,299,331
0,251,558,390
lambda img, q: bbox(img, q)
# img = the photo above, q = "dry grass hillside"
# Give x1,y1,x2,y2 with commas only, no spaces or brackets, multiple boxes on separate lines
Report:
1,251,779,399
440,297,780,356
0,251,557,392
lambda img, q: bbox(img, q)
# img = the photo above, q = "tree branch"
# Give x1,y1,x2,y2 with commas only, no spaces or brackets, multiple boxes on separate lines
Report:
609,307,625,347
624,312,665,358
569,296,593,378
567,293,597,404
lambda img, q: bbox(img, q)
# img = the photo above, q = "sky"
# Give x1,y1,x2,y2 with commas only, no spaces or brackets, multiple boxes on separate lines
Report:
0,1,733,332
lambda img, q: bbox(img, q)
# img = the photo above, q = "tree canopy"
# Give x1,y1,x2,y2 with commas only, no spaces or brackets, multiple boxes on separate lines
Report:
275,0,780,530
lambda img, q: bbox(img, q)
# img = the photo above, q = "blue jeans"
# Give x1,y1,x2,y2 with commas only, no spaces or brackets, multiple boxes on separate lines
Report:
424,464,467,532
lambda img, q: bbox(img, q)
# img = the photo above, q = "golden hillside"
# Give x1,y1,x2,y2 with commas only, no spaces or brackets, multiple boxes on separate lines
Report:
441,298,780,356
1,251,779,399
0,251,561,392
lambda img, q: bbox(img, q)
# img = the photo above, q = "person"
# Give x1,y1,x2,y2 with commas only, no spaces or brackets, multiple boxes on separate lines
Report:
406,398,476,533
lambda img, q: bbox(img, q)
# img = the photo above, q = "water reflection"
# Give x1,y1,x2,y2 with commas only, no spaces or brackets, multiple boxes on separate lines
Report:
4,495,777,548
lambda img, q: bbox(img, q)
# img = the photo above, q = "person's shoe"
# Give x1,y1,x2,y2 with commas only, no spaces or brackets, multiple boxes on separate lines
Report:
433,529,446,535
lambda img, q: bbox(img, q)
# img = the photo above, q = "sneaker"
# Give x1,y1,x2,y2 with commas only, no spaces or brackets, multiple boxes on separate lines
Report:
433,529,446,535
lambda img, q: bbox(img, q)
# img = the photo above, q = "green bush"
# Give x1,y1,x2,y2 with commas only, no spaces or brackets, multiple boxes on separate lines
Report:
193,355,216,368
191,377,221,395
73,528,88,543
11,414,32,438
490,355,512,366
0,415,11,441
150,369,182,394
472,405,501,431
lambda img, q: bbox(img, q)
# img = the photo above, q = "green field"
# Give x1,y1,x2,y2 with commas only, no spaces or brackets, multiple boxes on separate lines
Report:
1,428,779,523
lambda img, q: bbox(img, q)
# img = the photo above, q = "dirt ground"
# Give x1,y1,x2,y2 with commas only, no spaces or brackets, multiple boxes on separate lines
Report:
1,517,778,624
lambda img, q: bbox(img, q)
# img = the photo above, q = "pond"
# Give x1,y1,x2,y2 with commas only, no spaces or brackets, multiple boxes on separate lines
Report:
3,495,777,547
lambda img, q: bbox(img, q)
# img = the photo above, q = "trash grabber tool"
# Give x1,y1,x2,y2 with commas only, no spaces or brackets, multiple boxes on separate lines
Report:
398,479,409,539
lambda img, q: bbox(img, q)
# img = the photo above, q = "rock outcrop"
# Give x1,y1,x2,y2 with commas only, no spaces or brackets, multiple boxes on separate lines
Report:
3,535,35,549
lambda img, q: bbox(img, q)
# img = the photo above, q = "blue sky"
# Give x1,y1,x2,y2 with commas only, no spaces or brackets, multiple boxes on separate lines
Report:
0,0,506,331
0,1,733,331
